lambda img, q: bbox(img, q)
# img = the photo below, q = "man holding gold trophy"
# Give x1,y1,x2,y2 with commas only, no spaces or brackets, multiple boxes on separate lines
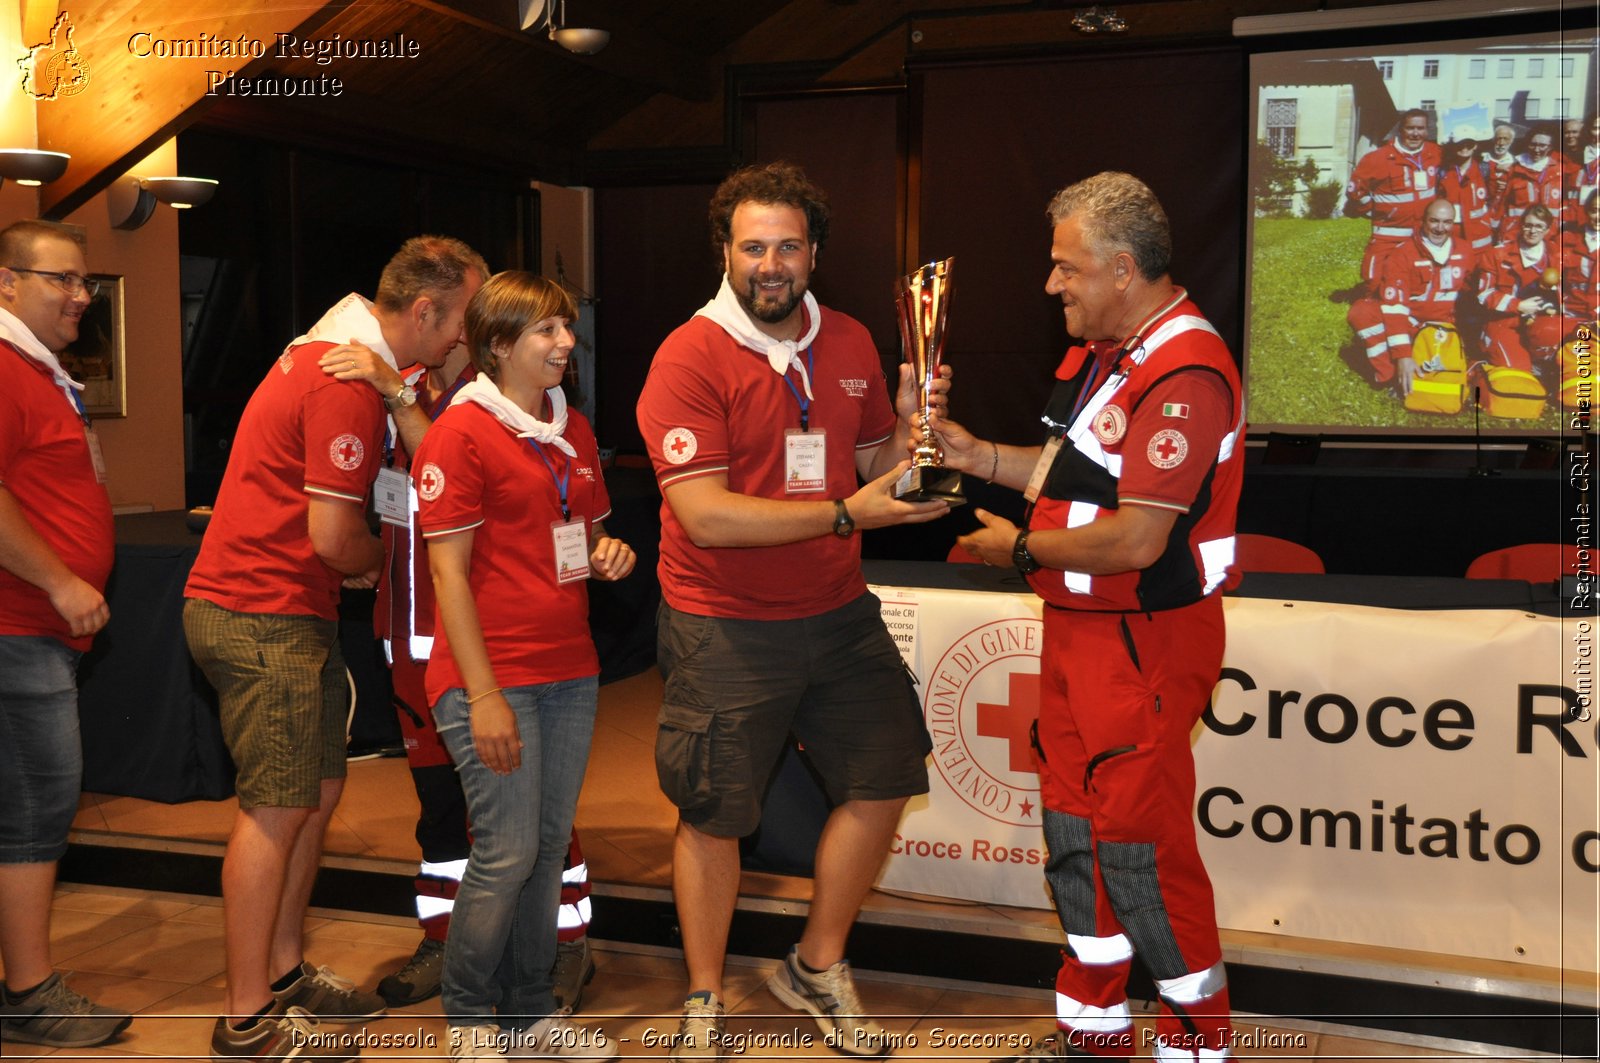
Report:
937,172,1243,1062
638,161,951,1059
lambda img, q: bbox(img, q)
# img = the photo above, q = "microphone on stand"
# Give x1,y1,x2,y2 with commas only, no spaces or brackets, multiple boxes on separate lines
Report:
1468,384,1498,477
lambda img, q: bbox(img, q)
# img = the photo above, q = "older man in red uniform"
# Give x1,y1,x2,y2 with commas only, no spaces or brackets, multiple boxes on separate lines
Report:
1502,130,1577,238
943,172,1243,1063
1347,198,1478,394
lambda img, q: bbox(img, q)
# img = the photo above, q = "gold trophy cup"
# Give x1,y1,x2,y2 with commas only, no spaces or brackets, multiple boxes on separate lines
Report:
894,257,966,505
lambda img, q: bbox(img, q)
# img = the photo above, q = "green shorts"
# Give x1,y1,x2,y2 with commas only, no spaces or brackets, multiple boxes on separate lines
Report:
654,591,931,837
183,597,348,808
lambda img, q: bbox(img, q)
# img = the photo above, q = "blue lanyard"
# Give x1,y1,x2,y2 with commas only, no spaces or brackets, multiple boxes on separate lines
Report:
527,439,573,521
435,375,470,411
1066,343,1131,429
780,345,815,432
67,385,89,426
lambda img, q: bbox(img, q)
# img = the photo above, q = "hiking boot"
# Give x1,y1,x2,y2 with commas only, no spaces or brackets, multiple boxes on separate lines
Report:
210,1004,354,1061
504,1007,618,1060
766,946,892,1056
274,962,386,1023
667,991,723,1061
0,973,132,1048
550,938,595,1012
378,937,445,1006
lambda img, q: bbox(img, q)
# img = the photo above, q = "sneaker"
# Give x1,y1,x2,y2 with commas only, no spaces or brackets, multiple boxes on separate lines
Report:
991,1031,1091,1061
449,1023,508,1060
504,1008,618,1060
766,947,892,1056
550,938,595,1012
0,973,132,1048
667,991,724,1061
274,962,386,1024
378,937,445,1006
211,1004,354,1062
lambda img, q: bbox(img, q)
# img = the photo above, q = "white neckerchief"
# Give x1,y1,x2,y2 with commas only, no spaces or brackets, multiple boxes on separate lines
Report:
695,274,822,400
0,305,82,410
1487,148,1513,169
1586,143,1598,167
1516,152,1551,173
292,292,407,439
291,293,399,369
1422,236,1452,266
1519,242,1547,269
1587,228,1598,254
451,374,575,457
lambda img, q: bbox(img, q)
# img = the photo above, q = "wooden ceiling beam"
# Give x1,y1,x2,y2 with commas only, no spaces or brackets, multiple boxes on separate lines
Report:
37,0,350,217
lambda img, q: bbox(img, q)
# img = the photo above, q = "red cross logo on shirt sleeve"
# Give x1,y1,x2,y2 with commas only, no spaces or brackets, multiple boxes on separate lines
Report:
662,427,698,465
1147,428,1188,470
329,433,365,471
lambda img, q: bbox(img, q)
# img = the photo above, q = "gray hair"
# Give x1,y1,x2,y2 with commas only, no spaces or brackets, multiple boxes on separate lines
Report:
1045,172,1171,282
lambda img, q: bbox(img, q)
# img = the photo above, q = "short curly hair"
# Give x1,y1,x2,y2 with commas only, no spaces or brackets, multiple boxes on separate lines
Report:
1046,172,1171,282
708,161,830,251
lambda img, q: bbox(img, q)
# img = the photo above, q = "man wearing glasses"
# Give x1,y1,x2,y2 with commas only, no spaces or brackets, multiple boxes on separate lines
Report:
0,221,132,1051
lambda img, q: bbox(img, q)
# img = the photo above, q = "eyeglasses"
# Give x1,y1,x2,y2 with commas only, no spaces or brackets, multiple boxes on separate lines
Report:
5,267,100,298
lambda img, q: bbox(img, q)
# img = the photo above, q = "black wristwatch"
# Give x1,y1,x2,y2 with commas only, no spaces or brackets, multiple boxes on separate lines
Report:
1012,530,1041,575
832,499,856,538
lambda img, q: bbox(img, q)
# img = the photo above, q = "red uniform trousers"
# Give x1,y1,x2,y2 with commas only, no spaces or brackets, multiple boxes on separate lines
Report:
1038,597,1230,1059
1482,313,1572,371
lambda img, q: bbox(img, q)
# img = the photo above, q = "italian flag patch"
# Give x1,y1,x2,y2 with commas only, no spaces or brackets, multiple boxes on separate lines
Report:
1162,402,1190,418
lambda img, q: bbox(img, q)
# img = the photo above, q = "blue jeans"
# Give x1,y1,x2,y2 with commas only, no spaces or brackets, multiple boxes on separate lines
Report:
434,676,599,1027
0,636,82,863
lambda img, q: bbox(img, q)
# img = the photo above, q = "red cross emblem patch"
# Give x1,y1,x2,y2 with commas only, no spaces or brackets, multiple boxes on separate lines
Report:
662,428,697,465
329,433,364,471
1148,428,1188,469
1092,404,1127,445
418,462,445,502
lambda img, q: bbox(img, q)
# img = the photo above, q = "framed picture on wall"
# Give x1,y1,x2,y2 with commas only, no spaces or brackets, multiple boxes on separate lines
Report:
59,273,126,418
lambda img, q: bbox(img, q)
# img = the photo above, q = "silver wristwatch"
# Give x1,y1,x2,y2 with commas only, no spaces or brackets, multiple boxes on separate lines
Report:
384,384,418,411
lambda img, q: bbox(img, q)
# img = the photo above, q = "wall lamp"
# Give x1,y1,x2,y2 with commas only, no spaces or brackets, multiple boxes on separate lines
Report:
110,175,219,230
518,0,610,55
0,148,70,188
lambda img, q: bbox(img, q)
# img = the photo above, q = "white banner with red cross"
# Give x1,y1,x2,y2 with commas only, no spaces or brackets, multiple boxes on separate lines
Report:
871,582,1597,971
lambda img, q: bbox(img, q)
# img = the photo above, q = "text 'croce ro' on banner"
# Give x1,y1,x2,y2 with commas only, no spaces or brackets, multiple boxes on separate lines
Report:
871,584,1597,971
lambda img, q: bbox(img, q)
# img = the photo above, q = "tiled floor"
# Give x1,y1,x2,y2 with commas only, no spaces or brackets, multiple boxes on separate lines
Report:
4,672,1579,1059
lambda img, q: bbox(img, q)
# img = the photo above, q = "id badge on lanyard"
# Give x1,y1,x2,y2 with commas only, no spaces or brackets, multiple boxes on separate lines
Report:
1023,436,1063,504
552,519,590,584
784,429,826,492
374,467,411,528
84,424,107,484
779,344,825,493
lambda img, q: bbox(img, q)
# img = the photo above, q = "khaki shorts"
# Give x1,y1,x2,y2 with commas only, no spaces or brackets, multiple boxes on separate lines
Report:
654,592,931,837
183,597,347,808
